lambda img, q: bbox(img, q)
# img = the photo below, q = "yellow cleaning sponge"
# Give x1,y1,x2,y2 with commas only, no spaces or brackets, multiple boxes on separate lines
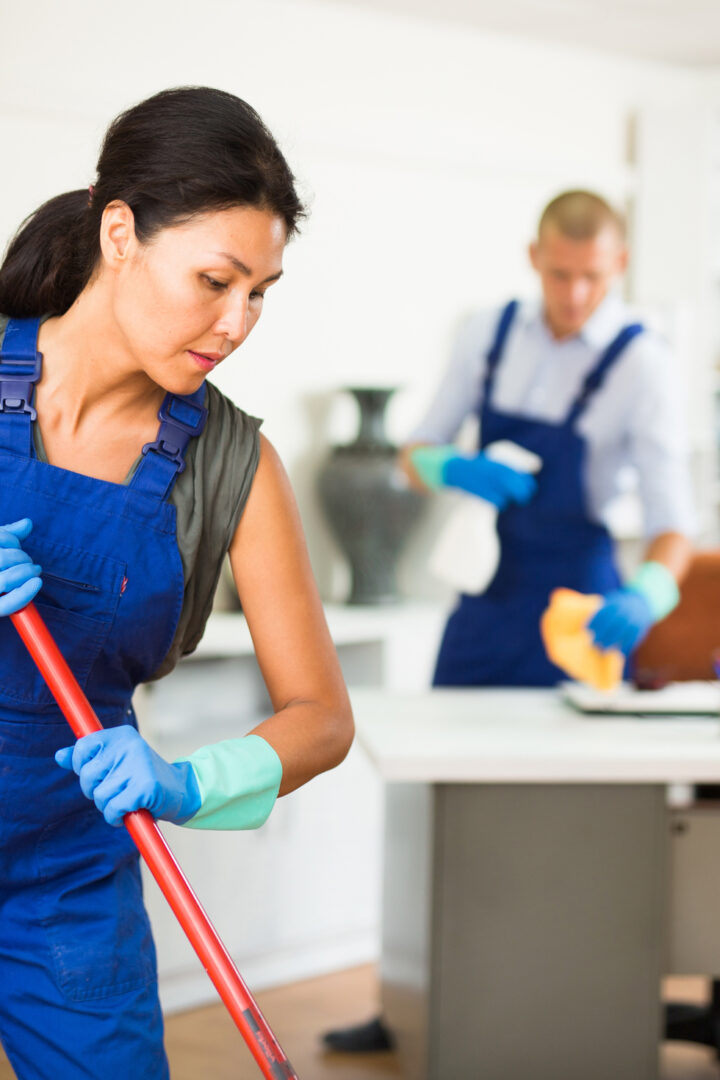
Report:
540,588,623,692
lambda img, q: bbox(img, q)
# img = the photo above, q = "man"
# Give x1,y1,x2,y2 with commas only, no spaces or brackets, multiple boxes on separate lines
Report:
402,188,694,687
323,189,695,1053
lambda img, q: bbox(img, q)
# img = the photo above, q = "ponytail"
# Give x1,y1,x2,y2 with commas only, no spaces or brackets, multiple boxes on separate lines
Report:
0,87,305,318
0,190,99,317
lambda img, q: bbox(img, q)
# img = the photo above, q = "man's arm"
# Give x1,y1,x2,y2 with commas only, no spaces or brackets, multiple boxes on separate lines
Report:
642,530,693,585
588,335,696,654
398,309,498,488
398,441,433,492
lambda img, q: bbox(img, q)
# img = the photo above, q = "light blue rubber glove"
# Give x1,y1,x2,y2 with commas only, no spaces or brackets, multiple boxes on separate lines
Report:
587,561,680,656
410,445,537,510
0,518,43,616
55,725,201,827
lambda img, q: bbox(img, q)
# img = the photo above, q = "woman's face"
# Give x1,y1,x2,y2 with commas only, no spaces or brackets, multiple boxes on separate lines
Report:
103,204,287,394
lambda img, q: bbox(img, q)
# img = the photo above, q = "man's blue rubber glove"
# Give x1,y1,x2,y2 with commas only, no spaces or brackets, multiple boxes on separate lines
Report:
55,725,201,827
0,518,42,616
586,590,654,655
587,561,680,656
410,445,537,510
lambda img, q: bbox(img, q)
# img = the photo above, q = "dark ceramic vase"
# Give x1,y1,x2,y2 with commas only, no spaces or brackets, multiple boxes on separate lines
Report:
318,387,424,604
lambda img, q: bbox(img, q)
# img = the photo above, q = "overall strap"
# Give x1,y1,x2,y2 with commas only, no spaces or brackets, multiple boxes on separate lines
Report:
566,323,645,427
481,300,519,408
130,386,208,500
0,317,43,457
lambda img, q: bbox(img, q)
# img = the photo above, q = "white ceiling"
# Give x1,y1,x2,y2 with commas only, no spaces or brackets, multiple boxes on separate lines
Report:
323,0,720,66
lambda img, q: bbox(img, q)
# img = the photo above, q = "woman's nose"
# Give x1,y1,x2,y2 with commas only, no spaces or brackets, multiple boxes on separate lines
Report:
215,298,249,346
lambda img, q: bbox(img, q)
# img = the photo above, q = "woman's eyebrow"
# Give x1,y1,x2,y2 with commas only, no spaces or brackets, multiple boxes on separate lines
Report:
215,251,283,284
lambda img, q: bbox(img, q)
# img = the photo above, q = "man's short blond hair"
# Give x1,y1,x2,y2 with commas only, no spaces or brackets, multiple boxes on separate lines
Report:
538,190,626,243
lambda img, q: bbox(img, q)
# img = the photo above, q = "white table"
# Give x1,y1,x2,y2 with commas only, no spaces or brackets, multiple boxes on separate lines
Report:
353,687,720,1080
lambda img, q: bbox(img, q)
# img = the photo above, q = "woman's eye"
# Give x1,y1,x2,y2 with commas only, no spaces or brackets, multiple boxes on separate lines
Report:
250,291,266,303
203,275,228,291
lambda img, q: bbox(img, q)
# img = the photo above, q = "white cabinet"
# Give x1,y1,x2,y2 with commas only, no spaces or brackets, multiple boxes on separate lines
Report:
135,604,446,1013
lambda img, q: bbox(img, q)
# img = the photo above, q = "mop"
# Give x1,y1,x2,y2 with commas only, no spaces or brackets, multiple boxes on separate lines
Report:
11,601,298,1080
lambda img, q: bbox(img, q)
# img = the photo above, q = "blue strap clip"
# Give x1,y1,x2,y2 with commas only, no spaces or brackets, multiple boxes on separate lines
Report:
141,391,207,475
0,349,42,421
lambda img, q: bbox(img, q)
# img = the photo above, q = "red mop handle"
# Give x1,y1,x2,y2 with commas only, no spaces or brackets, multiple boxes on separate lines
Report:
10,602,298,1080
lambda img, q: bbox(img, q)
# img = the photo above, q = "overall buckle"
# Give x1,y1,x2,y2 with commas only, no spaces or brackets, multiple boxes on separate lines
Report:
141,434,188,474
158,394,207,436
0,351,42,421
140,392,208,475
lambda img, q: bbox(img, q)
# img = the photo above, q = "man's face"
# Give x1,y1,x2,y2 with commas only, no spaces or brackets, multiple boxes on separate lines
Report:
529,223,628,339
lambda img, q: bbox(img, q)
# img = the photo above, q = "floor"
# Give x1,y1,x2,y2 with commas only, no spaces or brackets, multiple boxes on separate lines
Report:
164,965,401,1080
0,967,718,1078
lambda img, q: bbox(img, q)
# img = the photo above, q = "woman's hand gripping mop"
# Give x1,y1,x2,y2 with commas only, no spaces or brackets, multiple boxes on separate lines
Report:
10,600,298,1080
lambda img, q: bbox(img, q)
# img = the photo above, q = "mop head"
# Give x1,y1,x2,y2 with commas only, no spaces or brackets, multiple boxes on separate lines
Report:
540,588,623,692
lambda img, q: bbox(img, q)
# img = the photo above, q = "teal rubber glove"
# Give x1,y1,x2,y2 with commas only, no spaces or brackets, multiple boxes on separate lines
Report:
0,518,43,616
410,445,537,510
179,734,283,831
55,725,201,827
587,561,680,656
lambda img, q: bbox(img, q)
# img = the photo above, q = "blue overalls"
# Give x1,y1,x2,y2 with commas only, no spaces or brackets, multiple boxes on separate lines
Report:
0,317,207,1079
434,300,644,687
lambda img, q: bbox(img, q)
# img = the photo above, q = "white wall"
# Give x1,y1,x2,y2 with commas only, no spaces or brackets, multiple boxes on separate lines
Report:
0,0,712,598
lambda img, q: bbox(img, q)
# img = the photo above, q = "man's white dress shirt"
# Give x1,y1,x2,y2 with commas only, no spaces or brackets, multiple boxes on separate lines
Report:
410,293,696,539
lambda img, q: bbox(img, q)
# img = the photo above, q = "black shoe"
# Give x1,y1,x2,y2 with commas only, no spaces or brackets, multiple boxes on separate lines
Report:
665,978,720,1059
664,1002,715,1047
322,1015,394,1053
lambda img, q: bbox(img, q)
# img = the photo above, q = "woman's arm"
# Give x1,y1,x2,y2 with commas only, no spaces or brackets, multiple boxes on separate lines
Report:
55,435,353,827
229,434,354,796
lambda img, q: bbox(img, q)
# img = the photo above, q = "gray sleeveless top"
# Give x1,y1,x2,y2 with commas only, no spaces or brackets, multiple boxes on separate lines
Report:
0,315,261,680
145,381,261,678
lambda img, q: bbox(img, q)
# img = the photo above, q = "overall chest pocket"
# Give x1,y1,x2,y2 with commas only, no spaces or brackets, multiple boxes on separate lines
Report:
0,539,126,710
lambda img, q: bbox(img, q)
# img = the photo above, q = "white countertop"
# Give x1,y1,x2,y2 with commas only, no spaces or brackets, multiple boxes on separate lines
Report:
351,687,720,784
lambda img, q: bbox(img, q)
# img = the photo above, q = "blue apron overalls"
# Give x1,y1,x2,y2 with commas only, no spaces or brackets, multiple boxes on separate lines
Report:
433,300,644,687
0,317,207,1079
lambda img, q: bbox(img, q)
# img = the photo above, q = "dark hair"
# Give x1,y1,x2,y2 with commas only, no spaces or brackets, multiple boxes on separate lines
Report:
0,87,305,317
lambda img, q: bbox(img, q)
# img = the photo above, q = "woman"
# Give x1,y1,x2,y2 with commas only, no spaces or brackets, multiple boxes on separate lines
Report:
0,86,353,1079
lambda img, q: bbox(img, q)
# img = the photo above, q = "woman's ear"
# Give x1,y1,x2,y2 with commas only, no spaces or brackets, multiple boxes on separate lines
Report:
99,201,138,268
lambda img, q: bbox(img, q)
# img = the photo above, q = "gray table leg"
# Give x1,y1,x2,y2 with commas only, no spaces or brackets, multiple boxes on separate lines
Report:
381,783,667,1080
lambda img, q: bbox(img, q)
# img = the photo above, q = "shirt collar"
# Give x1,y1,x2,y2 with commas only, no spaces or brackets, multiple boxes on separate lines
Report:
521,291,628,349
577,291,628,348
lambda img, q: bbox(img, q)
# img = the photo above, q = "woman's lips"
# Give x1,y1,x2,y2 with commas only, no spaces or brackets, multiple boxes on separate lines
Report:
188,350,222,372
